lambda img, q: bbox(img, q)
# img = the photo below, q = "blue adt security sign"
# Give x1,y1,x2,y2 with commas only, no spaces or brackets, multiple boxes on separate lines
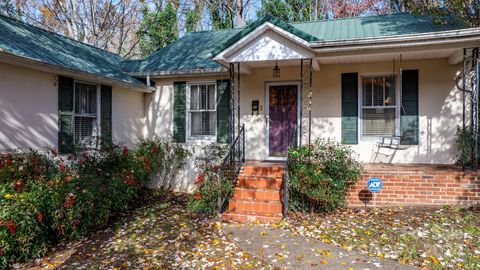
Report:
367,177,383,193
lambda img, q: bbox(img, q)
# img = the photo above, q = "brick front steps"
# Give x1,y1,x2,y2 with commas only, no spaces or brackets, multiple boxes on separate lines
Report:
222,164,285,223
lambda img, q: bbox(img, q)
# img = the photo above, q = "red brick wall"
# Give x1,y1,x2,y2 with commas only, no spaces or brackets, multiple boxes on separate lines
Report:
346,164,480,207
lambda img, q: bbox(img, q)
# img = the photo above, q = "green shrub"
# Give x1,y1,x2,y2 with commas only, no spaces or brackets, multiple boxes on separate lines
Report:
188,143,232,215
0,138,188,268
288,139,363,212
135,136,191,190
455,125,480,166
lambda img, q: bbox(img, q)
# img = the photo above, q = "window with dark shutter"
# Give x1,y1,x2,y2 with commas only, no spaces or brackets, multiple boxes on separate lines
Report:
400,70,419,145
74,82,98,146
341,73,359,144
188,83,217,139
360,75,397,139
58,76,74,154
216,80,231,144
101,85,112,145
173,82,187,143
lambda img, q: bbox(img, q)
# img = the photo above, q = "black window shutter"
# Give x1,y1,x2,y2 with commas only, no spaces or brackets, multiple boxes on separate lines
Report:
400,70,419,145
341,73,359,144
216,80,231,143
58,76,74,154
101,85,112,145
173,82,186,143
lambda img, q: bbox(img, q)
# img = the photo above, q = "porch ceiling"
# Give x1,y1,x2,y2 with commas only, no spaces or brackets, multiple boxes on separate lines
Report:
234,47,460,72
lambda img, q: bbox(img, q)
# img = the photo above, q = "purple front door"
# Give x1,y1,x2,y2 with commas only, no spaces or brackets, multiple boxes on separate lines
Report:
268,85,298,157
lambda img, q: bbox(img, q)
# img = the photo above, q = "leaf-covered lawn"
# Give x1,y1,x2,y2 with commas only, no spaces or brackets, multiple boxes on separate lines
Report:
20,192,274,270
284,206,480,270
18,192,479,270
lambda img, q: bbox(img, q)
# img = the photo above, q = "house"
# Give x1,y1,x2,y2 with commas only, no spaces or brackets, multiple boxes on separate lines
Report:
1,13,479,218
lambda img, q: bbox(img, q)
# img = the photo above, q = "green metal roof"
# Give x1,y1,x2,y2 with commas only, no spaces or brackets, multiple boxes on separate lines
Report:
121,28,242,75
134,13,467,75
0,14,147,87
0,12,469,79
291,13,465,41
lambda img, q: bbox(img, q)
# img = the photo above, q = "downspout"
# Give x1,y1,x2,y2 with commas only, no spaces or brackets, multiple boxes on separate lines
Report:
144,74,152,138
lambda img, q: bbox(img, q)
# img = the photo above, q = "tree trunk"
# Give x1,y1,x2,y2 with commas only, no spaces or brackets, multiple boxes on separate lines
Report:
236,0,243,28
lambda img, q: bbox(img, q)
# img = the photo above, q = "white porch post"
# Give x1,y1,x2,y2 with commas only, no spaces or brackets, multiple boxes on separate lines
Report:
300,59,313,146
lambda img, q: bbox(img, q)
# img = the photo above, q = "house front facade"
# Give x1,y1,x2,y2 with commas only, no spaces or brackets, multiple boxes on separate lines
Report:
1,13,480,201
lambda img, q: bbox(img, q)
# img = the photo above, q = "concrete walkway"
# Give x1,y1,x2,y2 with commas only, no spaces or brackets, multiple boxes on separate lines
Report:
224,225,420,270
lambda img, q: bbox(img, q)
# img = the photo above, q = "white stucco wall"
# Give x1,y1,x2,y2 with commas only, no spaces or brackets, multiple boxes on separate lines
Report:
239,58,462,164
147,76,227,191
0,62,58,151
112,87,146,148
0,62,146,151
148,58,463,169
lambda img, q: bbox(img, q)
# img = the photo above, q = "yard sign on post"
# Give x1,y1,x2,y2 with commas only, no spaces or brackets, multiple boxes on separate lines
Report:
367,177,383,193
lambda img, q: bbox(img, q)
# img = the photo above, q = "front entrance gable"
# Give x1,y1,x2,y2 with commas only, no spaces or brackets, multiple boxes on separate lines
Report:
226,29,315,63
212,16,317,64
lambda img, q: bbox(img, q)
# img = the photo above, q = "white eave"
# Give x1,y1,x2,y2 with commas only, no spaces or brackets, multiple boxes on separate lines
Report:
212,21,314,62
128,67,228,78
0,49,155,93
310,27,480,53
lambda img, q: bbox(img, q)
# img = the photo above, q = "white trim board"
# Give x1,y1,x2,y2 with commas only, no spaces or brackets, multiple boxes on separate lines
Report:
213,22,315,63
226,29,315,63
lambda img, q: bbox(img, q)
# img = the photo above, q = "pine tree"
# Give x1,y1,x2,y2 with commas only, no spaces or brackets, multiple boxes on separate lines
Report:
138,2,178,57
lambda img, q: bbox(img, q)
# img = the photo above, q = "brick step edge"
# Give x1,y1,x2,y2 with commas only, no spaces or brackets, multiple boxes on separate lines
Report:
228,199,283,214
237,175,284,180
239,173,285,178
237,178,283,189
233,187,281,200
222,212,283,223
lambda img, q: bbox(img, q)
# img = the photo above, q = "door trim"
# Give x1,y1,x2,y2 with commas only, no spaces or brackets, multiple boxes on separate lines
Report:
264,81,301,161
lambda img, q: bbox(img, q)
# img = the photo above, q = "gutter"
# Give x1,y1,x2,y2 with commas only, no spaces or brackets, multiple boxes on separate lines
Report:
310,28,480,52
128,67,228,78
0,49,155,93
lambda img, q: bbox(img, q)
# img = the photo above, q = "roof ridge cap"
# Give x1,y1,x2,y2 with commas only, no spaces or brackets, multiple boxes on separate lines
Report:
189,27,243,34
290,12,413,25
0,13,121,59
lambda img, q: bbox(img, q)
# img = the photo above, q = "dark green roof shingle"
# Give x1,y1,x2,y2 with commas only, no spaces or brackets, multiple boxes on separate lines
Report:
0,13,470,78
0,14,146,87
121,28,241,75
133,13,467,75
292,13,465,41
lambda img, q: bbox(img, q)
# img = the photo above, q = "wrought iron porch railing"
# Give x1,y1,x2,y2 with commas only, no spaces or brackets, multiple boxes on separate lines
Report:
283,129,298,220
216,124,245,214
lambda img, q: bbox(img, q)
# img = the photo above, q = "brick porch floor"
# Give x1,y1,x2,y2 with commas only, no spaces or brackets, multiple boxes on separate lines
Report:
348,163,480,206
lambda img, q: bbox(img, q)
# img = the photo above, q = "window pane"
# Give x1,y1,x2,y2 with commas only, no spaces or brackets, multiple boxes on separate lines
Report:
75,116,97,144
190,86,199,110
372,77,384,106
384,76,396,106
190,111,215,136
75,83,96,114
362,108,395,137
362,78,372,106
207,84,215,110
199,85,207,110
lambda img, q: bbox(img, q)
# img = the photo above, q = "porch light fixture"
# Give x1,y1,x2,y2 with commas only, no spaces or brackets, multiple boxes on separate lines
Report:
273,61,280,78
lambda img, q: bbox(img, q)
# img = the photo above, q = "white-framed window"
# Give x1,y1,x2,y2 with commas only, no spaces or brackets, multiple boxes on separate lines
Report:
187,82,217,140
74,81,99,146
360,75,397,140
